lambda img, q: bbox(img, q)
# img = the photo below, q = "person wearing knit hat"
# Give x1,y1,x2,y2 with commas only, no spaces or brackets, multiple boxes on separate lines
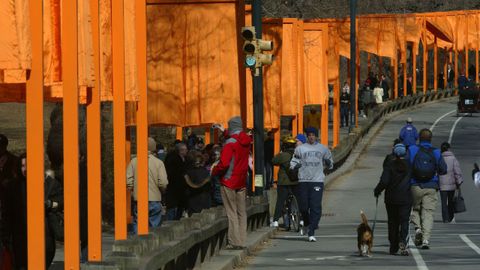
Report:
212,116,252,249
290,125,333,242
127,137,168,234
296,134,307,146
374,141,412,256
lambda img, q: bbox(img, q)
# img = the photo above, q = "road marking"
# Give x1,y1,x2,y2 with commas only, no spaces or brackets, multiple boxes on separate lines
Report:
408,238,429,270
286,258,311,261
429,109,456,131
448,115,464,144
460,234,480,255
315,256,348,261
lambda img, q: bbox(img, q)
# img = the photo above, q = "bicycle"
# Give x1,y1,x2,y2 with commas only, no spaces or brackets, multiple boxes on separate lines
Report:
282,190,302,234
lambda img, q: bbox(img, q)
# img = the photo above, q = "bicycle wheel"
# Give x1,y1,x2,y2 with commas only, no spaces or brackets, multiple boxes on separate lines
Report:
288,195,301,232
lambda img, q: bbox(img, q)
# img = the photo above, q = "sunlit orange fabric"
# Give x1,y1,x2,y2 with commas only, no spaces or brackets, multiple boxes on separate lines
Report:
327,25,340,84
141,2,242,126
303,26,328,105
280,20,299,116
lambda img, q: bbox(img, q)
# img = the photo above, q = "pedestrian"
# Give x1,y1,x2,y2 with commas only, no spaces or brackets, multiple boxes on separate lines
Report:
264,130,275,190
127,137,168,233
212,116,252,249
290,127,334,242
380,75,390,101
184,152,211,216
340,86,350,127
208,145,223,206
342,81,350,94
373,82,384,106
383,138,403,169
447,64,454,89
5,153,63,269
438,142,463,223
408,129,447,249
296,134,306,146
165,142,188,220
406,76,413,96
271,137,298,228
399,117,419,147
438,71,445,90
374,143,412,256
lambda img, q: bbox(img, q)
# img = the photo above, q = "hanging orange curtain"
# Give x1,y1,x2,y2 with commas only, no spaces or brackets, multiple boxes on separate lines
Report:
303,23,328,105
139,1,243,127
280,19,299,116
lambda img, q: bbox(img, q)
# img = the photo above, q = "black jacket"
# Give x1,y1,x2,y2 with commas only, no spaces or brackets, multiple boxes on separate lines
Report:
375,158,412,205
165,152,187,208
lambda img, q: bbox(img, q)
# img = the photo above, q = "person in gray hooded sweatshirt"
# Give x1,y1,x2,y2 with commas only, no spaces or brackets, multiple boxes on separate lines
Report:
290,127,333,242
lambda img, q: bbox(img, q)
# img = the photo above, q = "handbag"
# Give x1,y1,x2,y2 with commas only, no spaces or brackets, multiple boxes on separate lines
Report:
453,188,466,213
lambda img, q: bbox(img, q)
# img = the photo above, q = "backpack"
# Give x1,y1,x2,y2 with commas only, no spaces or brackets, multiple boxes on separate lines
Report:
412,146,437,182
280,153,299,182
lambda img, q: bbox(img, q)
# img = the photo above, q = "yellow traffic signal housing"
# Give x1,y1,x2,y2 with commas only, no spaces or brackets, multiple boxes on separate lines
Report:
240,26,274,70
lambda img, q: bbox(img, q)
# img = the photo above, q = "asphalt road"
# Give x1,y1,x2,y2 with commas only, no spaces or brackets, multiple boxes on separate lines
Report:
245,98,480,270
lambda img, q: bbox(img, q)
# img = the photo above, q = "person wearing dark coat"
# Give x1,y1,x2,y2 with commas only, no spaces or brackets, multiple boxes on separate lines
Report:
6,154,63,269
375,143,412,256
165,142,188,220
264,131,275,190
184,152,211,216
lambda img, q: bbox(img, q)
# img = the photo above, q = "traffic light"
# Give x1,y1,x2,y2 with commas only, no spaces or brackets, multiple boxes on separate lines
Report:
240,26,274,73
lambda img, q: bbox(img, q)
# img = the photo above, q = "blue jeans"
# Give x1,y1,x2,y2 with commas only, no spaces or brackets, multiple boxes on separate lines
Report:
297,182,324,237
340,106,349,126
131,201,163,234
166,207,184,221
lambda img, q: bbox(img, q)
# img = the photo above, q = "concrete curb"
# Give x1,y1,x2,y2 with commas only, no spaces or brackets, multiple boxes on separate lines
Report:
197,227,276,270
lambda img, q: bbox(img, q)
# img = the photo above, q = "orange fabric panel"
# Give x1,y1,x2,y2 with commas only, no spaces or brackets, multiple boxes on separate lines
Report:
303,27,328,105
144,2,242,127
280,20,299,116
327,24,340,84
0,0,31,70
99,0,113,100
468,13,480,49
124,0,139,102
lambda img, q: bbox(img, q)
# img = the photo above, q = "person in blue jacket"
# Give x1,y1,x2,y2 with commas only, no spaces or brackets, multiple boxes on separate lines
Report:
408,129,447,249
399,117,419,147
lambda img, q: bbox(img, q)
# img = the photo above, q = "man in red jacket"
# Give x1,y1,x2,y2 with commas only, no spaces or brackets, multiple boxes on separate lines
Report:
212,116,252,249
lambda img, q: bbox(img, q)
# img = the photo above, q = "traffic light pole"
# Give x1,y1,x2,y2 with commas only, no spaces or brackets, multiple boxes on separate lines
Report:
252,0,265,195
350,0,357,128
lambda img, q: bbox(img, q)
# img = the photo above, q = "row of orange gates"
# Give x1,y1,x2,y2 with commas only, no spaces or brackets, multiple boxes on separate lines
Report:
1,0,480,269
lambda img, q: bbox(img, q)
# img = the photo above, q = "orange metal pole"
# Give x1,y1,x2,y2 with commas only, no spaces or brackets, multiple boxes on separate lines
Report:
292,116,298,135
455,15,459,88
62,0,80,268
135,0,149,235
321,25,329,146
333,71,340,147
176,127,183,141
205,128,211,145
403,60,407,96
476,12,479,84
393,58,398,98
26,1,45,268
434,37,438,91
273,129,280,184
88,0,102,261
465,14,469,78
355,23,359,128
112,0,128,240
298,21,305,133
423,21,428,93
413,44,417,94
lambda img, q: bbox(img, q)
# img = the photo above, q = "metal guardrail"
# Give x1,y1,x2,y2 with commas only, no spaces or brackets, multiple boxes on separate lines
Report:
83,196,269,270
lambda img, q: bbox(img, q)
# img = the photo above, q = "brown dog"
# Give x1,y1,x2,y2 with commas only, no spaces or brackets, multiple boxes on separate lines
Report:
357,211,373,257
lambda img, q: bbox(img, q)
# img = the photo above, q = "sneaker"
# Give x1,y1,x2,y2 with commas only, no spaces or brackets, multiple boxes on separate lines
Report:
414,228,423,247
449,218,456,224
270,221,279,228
399,243,409,256
421,239,430,250
308,236,317,242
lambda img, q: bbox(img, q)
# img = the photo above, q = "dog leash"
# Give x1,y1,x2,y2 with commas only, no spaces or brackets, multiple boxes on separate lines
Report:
372,197,379,233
